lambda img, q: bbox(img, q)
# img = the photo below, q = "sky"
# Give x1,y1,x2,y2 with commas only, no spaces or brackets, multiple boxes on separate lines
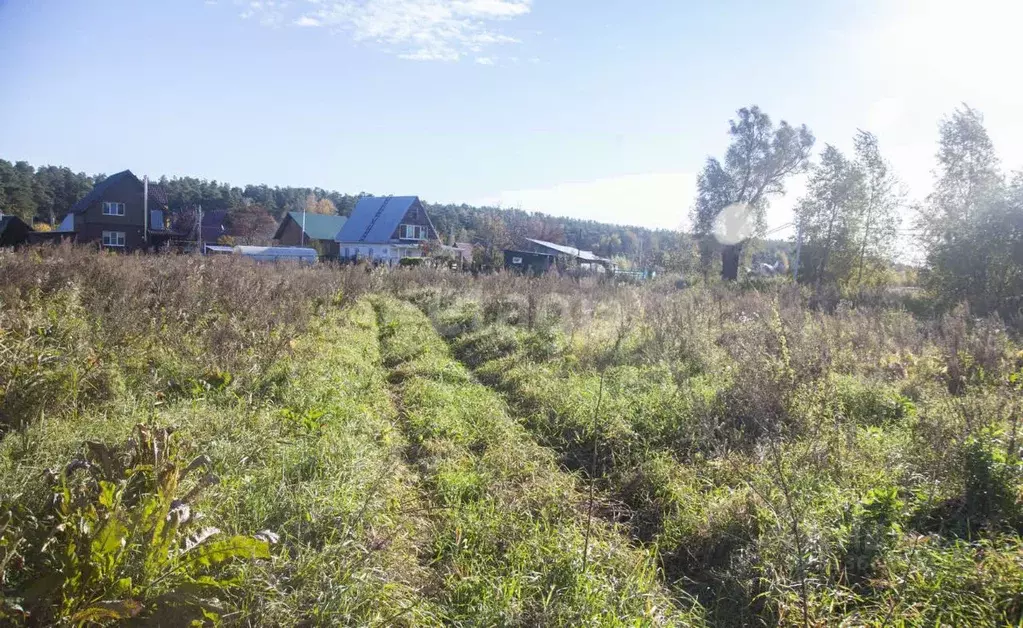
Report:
2,0,1023,237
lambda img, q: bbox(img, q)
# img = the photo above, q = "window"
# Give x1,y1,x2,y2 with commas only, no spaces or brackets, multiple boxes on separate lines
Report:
343,247,350,258
102,231,126,247
512,256,523,264
102,202,125,216
369,247,375,258
400,224,427,240
381,247,389,258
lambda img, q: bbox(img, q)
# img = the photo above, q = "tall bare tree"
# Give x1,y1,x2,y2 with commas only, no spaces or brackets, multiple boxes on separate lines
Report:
692,106,815,280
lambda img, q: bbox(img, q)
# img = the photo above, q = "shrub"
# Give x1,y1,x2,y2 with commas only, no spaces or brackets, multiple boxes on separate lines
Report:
434,301,482,340
1,425,272,625
833,375,915,427
481,293,528,326
842,486,904,583
521,324,565,363
962,434,1022,532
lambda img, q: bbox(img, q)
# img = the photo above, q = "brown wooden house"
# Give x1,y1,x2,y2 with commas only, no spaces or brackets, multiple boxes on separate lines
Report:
56,170,176,252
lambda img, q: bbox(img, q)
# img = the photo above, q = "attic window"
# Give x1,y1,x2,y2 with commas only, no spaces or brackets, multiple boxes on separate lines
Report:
400,224,427,240
103,202,125,216
409,207,418,220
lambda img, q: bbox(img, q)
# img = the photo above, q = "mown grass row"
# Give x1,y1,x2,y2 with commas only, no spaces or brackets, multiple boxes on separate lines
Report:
418,292,1023,627
1,300,434,625
372,296,704,626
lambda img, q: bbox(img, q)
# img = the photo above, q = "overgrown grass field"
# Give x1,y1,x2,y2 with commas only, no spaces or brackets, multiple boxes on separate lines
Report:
2,246,1021,626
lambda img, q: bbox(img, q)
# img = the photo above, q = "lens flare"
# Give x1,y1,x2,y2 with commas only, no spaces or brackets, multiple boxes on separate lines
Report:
712,203,755,245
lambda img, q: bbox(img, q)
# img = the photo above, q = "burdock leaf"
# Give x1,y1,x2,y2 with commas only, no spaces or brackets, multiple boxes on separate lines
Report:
178,536,270,572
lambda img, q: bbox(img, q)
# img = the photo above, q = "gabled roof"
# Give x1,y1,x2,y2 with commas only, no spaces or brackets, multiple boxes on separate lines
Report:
148,183,168,206
202,209,229,227
69,170,135,214
0,215,33,235
275,211,348,241
525,238,610,263
55,213,75,232
335,196,420,243
201,209,229,243
68,170,167,214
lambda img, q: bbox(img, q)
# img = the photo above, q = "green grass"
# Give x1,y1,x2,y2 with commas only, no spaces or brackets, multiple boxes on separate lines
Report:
373,297,702,626
419,290,1023,627
3,252,1022,626
2,299,436,625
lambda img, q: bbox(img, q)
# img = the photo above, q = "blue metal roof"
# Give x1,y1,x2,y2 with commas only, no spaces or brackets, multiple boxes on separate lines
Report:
335,196,419,243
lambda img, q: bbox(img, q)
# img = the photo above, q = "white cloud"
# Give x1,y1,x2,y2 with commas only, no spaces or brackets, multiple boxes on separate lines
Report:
240,0,533,61
237,0,289,26
475,56,495,65
451,0,529,18
476,172,698,231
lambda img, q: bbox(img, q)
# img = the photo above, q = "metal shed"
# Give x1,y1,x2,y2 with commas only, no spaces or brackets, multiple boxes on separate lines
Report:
233,245,318,264
504,249,555,275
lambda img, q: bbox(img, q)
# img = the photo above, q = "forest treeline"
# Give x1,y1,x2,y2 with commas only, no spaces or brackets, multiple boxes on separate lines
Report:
0,159,694,270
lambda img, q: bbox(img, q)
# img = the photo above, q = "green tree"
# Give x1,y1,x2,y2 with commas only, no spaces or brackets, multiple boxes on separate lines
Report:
0,160,38,222
794,145,864,290
691,106,815,281
917,105,1023,321
852,130,902,285
923,105,1002,238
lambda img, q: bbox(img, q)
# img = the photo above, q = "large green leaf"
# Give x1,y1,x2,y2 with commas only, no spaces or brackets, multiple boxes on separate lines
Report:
90,515,127,565
177,536,270,573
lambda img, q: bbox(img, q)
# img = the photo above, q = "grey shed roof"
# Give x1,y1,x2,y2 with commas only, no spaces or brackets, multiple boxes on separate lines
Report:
335,196,419,243
525,238,609,263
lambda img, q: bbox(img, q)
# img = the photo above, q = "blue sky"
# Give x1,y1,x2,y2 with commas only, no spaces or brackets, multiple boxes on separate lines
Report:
2,0,1022,232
